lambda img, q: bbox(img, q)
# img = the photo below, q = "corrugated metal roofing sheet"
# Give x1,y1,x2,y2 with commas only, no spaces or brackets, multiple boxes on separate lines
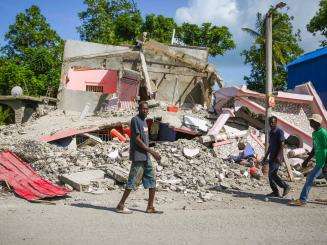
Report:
0,150,69,201
287,47,327,67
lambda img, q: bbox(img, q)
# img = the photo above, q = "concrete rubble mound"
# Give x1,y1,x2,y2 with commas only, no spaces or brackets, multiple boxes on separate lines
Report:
0,134,267,196
153,139,266,194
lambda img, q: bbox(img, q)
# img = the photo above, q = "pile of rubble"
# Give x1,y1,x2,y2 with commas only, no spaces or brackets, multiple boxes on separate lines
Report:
1,82,326,202
153,139,266,194
0,134,268,199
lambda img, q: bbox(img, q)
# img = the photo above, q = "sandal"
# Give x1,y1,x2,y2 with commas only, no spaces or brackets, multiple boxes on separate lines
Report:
116,205,133,214
288,199,306,206
146,207,163,214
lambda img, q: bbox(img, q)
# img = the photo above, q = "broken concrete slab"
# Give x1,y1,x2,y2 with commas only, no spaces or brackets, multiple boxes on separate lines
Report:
59,170,105,191
183,115,209,132
108,149,119,160
82,133,103,144
104,165,129,183
183,147,200,159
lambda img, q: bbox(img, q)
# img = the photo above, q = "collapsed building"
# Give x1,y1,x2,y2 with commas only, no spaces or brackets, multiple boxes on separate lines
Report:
1,39,327,202
57,39,222,114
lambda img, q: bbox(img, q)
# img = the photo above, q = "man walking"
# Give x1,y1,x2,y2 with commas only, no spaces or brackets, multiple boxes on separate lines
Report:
116,101,162,214
289,114,327,206
262,116,291,197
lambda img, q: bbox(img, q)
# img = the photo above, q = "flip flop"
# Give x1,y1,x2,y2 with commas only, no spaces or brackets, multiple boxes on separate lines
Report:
116,206,133,214
146,207,164,214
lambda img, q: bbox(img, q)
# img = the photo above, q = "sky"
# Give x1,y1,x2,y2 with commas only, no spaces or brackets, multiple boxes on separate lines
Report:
0,0,324,86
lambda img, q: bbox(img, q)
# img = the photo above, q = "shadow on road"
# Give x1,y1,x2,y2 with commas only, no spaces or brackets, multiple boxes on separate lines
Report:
71,203,147,213
220,189,292,205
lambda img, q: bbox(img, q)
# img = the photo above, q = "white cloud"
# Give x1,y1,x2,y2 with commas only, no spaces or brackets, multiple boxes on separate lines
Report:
175,0,239,26
175,0,324,85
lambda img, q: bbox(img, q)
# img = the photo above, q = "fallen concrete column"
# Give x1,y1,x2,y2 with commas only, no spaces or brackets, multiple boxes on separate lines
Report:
207,108,235,136
139,51,153,95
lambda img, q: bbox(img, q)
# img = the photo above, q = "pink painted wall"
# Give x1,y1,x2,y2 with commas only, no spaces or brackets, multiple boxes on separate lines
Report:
66,69,118,93
119,77,140,102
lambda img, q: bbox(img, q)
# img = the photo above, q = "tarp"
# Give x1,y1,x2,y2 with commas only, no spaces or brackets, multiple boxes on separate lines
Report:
0,150,69,201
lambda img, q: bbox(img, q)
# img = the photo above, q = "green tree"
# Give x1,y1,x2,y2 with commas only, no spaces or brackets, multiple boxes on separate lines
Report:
78,1,235,56
0,5,63,96
0,106,14,125
307,0,327,46
142,14,177,44
77,0,142,45
177,23,235,56
241,9,303,92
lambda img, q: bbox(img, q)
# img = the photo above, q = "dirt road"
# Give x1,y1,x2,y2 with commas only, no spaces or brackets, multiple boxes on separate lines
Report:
1,184,327,245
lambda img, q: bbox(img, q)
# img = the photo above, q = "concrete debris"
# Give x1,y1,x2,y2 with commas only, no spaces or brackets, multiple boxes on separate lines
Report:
288,158,304,169
199,192,214,202
82,133,103,144
59,170,105,191
104,165,129,183
292,170,304,179
108,149,120,160
183,147,200,159
152,139,266,193
288,148,307,158
183,115,210,132
314,178,327,186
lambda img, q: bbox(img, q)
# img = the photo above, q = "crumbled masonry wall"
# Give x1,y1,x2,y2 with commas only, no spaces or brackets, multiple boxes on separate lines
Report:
58,40,212,112
59,89,111,113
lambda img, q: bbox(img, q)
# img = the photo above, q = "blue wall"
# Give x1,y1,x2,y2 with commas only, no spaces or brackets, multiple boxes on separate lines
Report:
287,53,327,106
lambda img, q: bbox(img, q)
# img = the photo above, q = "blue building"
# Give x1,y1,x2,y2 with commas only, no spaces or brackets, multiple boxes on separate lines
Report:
287,47,327,106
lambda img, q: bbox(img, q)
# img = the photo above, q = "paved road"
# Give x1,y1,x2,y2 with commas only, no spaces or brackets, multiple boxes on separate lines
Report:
1,188,327,245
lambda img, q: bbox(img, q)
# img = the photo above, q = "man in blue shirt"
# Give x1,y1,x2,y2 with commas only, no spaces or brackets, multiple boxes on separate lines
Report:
116,101,162,214
262,116,291,197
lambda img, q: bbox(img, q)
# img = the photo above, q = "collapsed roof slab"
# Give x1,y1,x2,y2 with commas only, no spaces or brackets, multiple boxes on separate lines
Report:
143,40,223,88
294,82,327,128
63,40,131,60
236,96,312,149
212,84,327,149
214,86,314,112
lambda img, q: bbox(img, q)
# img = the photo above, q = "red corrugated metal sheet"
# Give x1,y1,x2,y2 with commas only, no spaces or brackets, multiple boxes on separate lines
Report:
0,150,69,201
39,127,98,142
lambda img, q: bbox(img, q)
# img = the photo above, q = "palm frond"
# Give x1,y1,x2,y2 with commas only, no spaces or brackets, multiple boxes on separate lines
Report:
241,27,260,38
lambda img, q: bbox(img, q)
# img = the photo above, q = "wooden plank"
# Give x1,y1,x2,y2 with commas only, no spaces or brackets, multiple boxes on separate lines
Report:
139,51,153,95
283,148,294,182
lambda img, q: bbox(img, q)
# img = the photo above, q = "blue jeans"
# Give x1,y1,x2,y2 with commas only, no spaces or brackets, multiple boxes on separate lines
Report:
300,165,322,202
126,158,156,190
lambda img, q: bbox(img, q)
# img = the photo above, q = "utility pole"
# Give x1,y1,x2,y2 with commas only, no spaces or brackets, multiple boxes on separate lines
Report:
264,11,273,152
264,2,286,152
